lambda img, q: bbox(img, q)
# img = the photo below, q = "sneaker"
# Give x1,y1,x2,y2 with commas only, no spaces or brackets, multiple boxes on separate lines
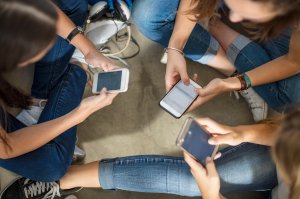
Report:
239,88,268,122
0,177,82,199
72,145,86,163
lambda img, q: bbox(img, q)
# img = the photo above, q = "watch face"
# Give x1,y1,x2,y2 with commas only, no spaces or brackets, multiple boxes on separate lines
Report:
77,26,84,33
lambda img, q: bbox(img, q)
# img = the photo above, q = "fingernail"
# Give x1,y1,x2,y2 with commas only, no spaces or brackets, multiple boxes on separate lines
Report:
206,157,212,162
208,139,214,145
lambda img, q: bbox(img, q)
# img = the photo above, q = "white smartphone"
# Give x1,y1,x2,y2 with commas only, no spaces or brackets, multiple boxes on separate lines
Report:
159,80,201,118
92,68,129,94
176,117,219,164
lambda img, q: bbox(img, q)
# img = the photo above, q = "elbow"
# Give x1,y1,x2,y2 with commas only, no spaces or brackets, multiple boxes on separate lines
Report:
0,151,11,160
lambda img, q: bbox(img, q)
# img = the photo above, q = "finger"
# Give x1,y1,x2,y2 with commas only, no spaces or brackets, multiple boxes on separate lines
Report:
208,134,236,146
183,152,205,172
214,152,222,160
186,94,213,112
165,75,179,92
88,80,93,88
195,118,228,135
178,66,190,85
107,92,119,100
192,73,198,82
107,63,120,71
99,87,108,95
196,87,215,97
205,157,219,177
100,63,109,72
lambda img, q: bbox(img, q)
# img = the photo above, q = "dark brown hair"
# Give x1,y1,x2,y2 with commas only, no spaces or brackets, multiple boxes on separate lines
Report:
186,0,300,40
0,0,57,128
273,108,300,199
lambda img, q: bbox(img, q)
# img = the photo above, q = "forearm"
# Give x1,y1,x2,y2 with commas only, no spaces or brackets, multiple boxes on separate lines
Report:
51,2,96,56
4,106,89,158
168,0,196,49
247,55,300,86
234,122,280,146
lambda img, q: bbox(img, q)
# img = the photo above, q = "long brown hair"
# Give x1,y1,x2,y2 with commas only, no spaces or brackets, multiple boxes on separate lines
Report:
186,0,300,40
0,0,57,112
273,108,300,199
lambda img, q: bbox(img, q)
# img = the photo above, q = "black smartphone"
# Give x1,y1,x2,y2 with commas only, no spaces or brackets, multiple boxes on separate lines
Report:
176,117,219,164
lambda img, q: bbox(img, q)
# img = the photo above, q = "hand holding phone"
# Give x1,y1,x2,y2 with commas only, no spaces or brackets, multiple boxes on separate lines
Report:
92,68,129,94
160,80,200,118
176,117,219,164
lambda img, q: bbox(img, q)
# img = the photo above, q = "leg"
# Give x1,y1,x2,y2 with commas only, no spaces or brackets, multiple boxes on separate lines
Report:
0,64,87,182
210,21,299,112
31,0,88,99
132,0,235,76
59,143,277,196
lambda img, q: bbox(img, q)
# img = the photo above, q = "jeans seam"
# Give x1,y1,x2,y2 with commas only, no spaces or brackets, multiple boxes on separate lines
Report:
53,66,73,118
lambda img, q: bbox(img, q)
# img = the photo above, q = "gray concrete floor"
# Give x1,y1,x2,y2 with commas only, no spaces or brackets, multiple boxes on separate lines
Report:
0,26,269,199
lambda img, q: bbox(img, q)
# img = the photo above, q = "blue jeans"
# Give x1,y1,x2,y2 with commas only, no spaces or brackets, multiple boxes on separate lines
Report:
131,0,300,112
99,143,277,197
0,0,88,182
31,0,88,99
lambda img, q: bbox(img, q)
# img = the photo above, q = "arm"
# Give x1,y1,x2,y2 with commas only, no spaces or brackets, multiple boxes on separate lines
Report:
231,123,279,146
165,0,197,90
184,153,226,199
196,117,280,147
168,0,197,50
0,89,117,159
193,24,300,106
0,107,85,159
247,29,300,86
52,3,95,57
51,2,117,70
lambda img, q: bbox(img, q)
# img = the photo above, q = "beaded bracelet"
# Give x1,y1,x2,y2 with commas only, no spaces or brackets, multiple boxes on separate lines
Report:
234,73,252,91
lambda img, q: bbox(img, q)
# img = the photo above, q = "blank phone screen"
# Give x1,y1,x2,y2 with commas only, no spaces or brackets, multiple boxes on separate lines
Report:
97,71,122,91
182,120,215,164
164,81,198,115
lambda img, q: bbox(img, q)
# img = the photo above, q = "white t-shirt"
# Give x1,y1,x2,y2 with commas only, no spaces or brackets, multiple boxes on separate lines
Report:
272,171,289,199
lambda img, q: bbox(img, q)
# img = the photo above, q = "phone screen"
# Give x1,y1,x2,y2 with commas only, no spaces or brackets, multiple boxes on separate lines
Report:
97,71,122,91
181,120,215,164
163,81,198,116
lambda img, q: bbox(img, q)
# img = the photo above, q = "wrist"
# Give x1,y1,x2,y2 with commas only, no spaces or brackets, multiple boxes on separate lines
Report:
222,77,242,91
76,103,92,122
168,36,186,51
70,34,96,57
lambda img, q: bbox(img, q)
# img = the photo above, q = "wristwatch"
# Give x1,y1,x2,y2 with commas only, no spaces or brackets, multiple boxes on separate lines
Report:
66,26,84,43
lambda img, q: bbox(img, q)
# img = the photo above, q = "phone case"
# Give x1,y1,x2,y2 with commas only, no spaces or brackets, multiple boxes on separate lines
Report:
159,81,199,119
176,117,219,162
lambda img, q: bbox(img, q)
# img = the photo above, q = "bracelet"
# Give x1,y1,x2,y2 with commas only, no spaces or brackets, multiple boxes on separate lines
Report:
234,73,252,91
235,74,247,91
243,72,252,88
66,26,84,43
165,47,184,56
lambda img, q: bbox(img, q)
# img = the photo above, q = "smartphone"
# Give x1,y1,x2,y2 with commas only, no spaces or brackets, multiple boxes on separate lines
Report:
159,80,200,118
176,117,219,164
92,68,129,94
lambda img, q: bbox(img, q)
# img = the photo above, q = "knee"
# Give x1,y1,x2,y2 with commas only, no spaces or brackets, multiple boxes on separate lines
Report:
58,0,88,26
131,0,178,38
35,161,70,182
131,1,156,33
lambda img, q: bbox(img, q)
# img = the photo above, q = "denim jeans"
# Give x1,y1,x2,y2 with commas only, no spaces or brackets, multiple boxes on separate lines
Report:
99,143,277,197
131,0,300,112
0,0,88,182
